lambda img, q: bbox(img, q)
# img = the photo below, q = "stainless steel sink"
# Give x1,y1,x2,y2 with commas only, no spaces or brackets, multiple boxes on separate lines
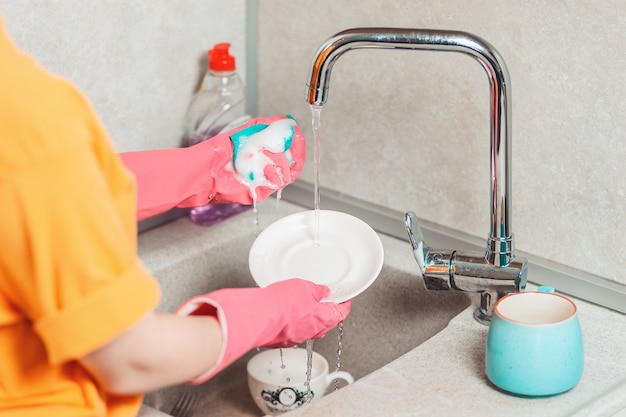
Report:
138,200,471,417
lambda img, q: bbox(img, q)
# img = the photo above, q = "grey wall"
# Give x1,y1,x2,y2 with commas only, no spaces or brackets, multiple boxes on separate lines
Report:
2,1,623,290
1,1,247,152
256,1,625,288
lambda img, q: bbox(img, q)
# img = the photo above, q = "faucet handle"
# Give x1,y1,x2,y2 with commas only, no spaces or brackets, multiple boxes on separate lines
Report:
405,211,529,324
404,211,426,273
404,212,455,291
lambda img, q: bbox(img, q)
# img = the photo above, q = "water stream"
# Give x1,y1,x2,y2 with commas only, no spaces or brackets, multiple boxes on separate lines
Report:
334,321,344,391
302,105,346,399
302,105,326,402
304,339,314,403
311,105,323,245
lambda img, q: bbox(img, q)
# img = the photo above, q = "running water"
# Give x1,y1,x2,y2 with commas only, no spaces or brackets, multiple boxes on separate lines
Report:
304,339,315,403
275,188,282,211
252,201,259,227
310,105,323,245
251,185,285,231
333,321,344,391
308,105,347,395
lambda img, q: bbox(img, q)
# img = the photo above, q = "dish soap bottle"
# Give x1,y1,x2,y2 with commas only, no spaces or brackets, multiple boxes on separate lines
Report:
184,42,248,145
184,43,251,226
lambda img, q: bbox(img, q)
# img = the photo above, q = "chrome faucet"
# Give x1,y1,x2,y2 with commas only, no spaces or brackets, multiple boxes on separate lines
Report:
305,28,528,324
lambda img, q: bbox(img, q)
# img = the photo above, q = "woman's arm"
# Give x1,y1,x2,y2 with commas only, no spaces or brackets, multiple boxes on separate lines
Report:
79,312,223,395
119,145,216,221
79,279,351,392
120,116,306,221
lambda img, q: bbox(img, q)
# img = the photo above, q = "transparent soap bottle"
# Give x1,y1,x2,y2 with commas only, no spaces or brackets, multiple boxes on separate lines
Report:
184,43,251,226
184,43,248,146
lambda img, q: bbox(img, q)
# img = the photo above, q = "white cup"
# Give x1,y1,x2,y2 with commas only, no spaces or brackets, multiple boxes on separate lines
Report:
247,348,354,415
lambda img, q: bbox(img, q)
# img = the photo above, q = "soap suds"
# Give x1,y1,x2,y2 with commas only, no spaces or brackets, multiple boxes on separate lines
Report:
229,117,297,203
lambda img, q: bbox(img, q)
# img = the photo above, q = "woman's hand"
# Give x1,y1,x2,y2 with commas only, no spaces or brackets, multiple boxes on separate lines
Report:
120,115,306,221
200,115,306,205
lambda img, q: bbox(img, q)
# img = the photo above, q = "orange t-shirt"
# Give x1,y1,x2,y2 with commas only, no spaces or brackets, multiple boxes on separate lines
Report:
0,20,160,416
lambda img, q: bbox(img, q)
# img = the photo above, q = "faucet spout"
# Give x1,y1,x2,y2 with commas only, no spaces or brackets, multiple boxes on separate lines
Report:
306,28,512,265
306,28,527,323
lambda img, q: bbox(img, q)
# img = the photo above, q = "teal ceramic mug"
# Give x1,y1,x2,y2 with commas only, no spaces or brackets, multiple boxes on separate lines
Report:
485,290,584,396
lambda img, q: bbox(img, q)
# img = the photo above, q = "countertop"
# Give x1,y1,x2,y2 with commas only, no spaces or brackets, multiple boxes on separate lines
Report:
285,290,626,417
137,200,626,417
283,222,626,416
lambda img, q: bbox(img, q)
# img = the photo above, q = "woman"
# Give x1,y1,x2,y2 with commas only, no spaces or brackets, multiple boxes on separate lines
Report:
0,20,350,417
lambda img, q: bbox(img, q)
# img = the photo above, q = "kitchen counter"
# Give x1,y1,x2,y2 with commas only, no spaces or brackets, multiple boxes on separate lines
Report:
280,218,626,417
285,289,626,417
137,199,626,417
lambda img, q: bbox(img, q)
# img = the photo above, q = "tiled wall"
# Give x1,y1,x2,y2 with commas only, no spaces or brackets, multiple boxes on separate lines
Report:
257,1,625,287
1,1,246,152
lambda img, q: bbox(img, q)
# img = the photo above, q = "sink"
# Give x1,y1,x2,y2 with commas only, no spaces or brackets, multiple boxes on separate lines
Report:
138,200,472,417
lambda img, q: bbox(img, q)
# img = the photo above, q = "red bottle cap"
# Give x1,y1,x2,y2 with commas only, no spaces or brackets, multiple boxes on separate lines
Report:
208,43,236,71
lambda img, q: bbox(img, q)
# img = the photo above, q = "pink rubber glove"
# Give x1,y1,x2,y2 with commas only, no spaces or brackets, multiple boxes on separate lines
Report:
120,116,306,221
175,279,351,384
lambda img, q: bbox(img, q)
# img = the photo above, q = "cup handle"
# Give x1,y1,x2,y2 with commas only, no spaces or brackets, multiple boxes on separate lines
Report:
326,370,354,387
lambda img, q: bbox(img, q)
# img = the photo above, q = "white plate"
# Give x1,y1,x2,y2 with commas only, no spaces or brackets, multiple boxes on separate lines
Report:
248,210,384,303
